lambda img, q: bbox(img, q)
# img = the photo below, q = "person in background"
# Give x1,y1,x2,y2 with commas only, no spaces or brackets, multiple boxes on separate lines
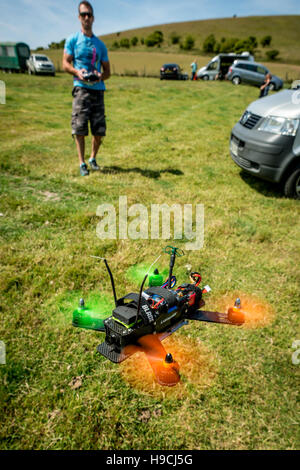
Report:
63,1,111,176
190,59,197,81
259,73,272,98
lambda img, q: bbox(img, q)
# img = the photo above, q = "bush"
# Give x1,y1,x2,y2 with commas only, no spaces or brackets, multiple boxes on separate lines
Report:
131,36,138,46
234,37,256,54
180,35,195,51
220,37,239,53
112,41,120,49
214,42,221,53
266,49,279,60
170,32,181,45
120,38,130,48
261,35,272,47
203,34,216,53
145,31,164,47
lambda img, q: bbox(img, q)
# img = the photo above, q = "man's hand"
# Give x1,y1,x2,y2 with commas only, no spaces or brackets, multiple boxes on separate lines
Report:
93,70,102,82
76,68,88,81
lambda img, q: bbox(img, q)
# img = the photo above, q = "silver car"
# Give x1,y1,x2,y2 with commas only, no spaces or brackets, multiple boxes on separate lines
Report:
227,60,283,90
26,54,55,76
230,82,300,198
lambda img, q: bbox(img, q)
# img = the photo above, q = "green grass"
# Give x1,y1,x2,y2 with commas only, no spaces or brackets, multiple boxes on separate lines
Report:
0,72,299,450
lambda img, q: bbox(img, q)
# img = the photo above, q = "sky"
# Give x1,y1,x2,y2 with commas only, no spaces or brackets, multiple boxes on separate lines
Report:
0,0,299,49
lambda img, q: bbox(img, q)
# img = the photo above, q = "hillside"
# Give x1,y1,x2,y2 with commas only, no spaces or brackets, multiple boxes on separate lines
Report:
100,15,300,65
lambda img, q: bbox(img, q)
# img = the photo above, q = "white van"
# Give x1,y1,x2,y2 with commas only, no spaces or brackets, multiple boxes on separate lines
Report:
230,81,300,198
197,52,254,81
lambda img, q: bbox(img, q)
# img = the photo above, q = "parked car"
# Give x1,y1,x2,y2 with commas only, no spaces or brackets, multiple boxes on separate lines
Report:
26,54,55,76
226,60,283,90
0,42,30,73
160,63,188,80
230,86,300,198
196,52,254,81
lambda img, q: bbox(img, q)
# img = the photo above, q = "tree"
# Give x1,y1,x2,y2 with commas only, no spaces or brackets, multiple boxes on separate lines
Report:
170,32,181,45
131,36,138,46
48,39,65,49
145,30,164,47
203,34,216,53
120,38,130,48
248,36,257,48
180,35,195,51
261,35,272,47
214,42,221,53
266,49,279,60
220,37,239,53
112,41,120,49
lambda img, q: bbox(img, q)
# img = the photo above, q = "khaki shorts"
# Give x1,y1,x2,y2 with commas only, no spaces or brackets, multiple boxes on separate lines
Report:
71,86,106,136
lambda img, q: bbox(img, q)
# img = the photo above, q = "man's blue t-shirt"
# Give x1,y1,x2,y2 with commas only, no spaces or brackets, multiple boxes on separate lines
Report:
64,32,109,91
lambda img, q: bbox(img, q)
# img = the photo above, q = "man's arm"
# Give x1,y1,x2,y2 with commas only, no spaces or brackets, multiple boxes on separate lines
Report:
100,60,111,81
62,52,86,81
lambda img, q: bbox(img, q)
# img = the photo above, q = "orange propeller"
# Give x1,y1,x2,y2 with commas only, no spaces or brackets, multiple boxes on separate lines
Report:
137,334,180,387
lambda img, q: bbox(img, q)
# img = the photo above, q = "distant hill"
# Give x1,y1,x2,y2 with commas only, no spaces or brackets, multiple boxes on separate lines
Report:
100,15,300,65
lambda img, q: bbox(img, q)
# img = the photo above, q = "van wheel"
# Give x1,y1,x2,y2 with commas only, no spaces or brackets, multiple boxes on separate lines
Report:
232,76,241,85
283,166,300,199
202,75,209,81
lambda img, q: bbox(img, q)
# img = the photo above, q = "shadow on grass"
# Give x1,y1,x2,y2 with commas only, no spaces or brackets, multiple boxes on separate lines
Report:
100,165,184,179
240,171,283,199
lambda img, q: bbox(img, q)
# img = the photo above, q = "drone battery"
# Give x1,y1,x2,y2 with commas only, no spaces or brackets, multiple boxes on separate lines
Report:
113,304,137,326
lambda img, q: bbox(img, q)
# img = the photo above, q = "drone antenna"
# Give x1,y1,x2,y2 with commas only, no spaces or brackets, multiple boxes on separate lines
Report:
134,254,161,326
135,273,148,326
90,256,117,307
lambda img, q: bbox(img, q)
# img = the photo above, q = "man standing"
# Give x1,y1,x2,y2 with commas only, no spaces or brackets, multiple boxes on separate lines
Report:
190,59,197,81
259,73,272,99
63,1,110,176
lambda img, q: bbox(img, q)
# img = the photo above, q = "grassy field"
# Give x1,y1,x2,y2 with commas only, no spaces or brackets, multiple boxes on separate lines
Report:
101,15,300,65
47,48,300,82
0,72,299,450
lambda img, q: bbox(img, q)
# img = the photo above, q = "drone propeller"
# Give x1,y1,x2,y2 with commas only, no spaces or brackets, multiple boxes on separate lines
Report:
214,293,274,329
126,263,168,287
137,334,180,387
68,291,114,332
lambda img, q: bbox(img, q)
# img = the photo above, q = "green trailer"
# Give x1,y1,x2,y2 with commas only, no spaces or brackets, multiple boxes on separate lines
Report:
0,42,30,72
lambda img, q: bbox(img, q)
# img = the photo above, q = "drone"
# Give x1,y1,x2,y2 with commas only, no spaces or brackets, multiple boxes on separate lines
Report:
72,246,246,387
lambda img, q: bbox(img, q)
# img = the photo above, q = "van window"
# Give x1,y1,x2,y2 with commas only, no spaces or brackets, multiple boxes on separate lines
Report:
6,46,15,57
257,65,267,75
0,46,7,57
246,64,257,72
207,61,218,70
236,63,247,69
17,46,30,58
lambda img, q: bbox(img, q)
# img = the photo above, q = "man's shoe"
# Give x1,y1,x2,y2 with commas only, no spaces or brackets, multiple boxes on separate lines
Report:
80,163,89,176
89,158,100,171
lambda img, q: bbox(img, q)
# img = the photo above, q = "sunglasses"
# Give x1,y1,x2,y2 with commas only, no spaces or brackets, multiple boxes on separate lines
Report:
80,11,93,18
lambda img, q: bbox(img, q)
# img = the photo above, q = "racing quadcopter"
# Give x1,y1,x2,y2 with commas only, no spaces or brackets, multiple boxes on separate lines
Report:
72,246,246,387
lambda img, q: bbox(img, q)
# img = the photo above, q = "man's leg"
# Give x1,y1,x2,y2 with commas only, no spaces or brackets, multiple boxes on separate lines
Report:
71,87,90,175
75,135,85,165
90,135,102,161
89,91,106,170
